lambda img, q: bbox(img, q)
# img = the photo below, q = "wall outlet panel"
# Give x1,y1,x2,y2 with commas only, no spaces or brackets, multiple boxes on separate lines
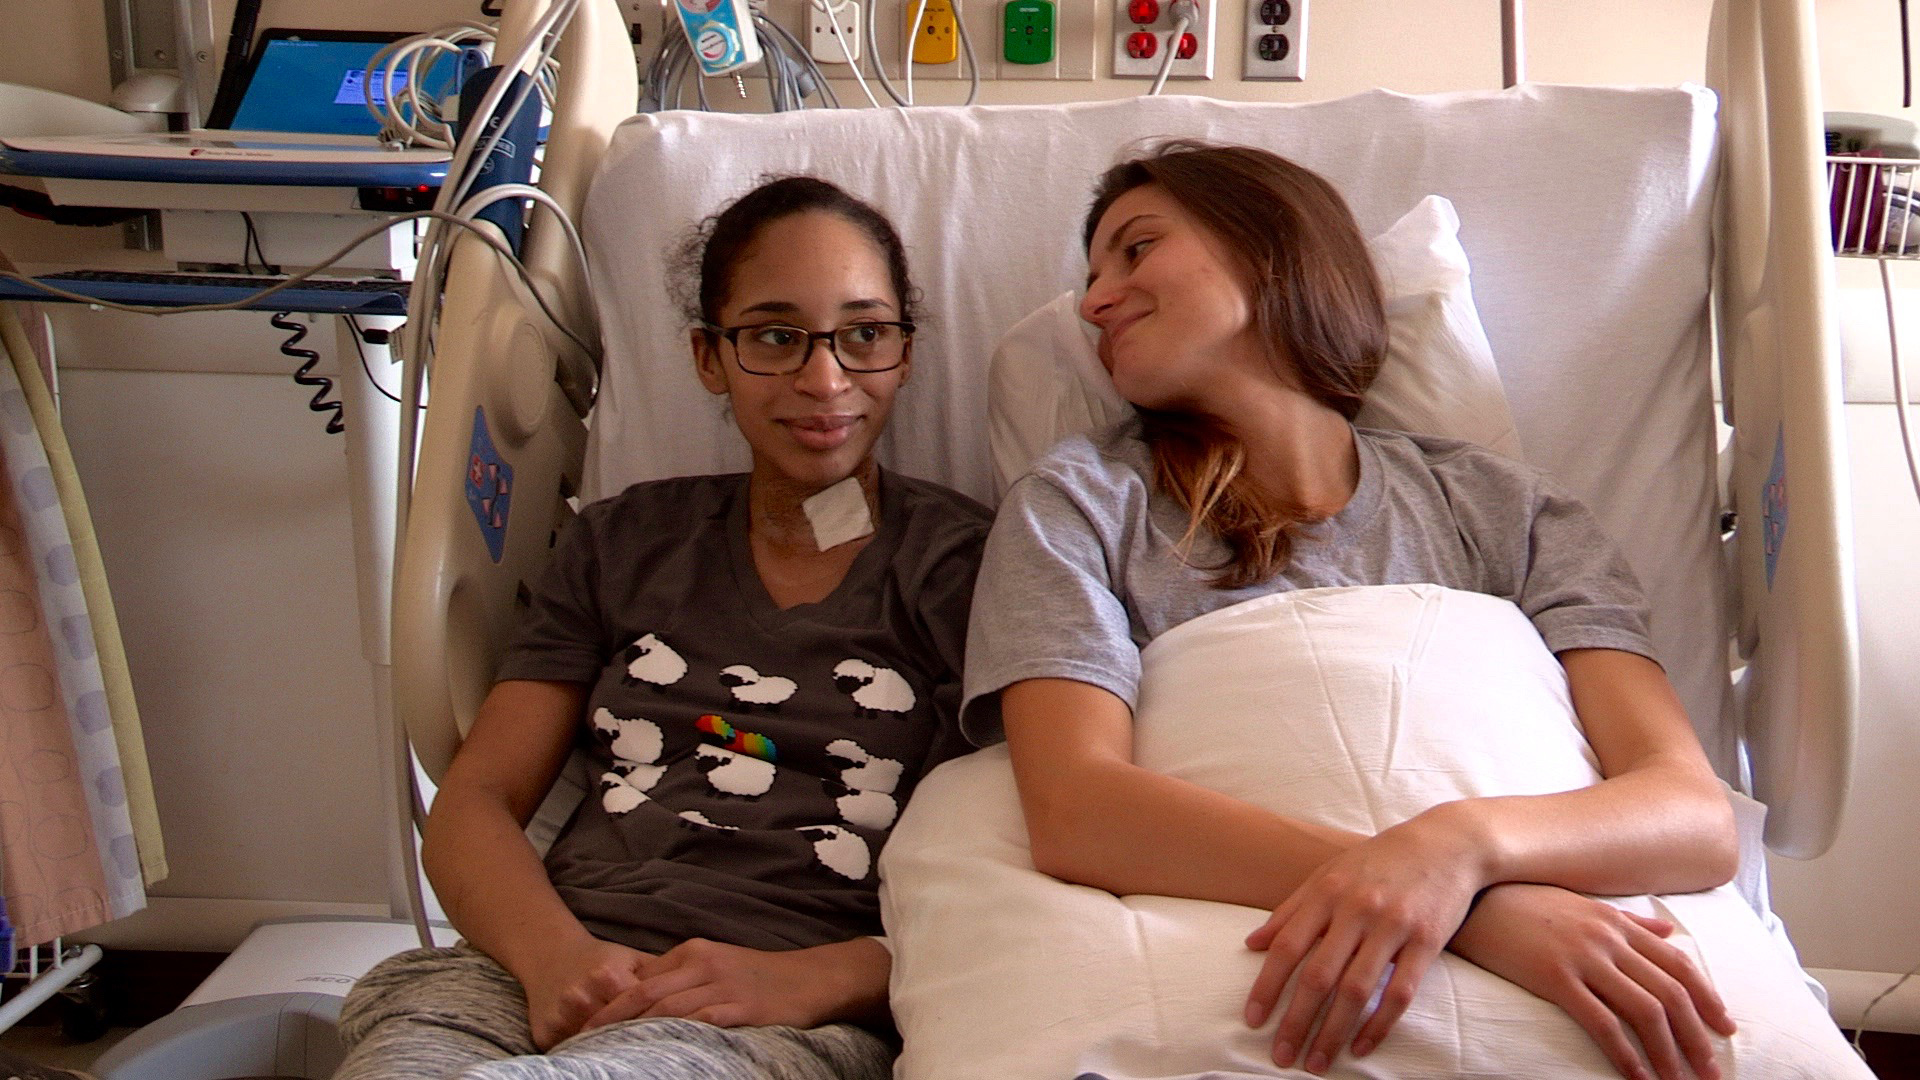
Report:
906,0,962,64
810,0,864,63
785,0,1093,83
1003,0,1056,66
1111,0,1214,80
1242,0,1305,80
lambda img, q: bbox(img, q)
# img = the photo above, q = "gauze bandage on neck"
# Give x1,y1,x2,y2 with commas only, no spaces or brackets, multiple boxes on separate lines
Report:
802,475,875,551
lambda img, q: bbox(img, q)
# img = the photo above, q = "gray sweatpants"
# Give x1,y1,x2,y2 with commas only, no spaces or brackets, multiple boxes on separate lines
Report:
333,945,895,1080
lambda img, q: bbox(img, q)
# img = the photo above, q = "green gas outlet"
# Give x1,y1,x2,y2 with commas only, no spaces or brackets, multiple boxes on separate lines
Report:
1003,0,1055,64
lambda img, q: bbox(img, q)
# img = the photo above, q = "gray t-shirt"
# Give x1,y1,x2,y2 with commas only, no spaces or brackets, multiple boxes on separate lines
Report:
962,422,1652,745
498,470,990,954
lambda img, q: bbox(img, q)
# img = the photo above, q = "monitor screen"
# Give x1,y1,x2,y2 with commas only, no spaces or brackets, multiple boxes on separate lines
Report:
224,33,455,136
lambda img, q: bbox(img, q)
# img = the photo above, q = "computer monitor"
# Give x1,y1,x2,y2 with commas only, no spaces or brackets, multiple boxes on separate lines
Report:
207,29,457,137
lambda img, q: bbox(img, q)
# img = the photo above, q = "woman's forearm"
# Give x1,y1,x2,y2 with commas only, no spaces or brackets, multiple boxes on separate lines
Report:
1005,678,1360,907
1028,753,1361,906
1429,764,1738,898
1442,648,1739,897
422,784,597,977
421,678,597,981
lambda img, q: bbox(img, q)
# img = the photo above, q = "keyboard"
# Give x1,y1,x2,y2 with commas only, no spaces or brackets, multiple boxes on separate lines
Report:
0,269,409,315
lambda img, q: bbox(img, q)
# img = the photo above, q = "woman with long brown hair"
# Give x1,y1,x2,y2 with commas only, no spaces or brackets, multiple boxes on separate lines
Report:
961,141,1747,1080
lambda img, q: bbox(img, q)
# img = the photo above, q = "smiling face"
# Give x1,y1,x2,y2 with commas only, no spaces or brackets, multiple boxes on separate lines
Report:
692,210,910,494
1079,183,1270,413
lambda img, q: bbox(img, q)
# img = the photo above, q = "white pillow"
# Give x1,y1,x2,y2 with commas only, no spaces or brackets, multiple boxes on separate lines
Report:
987,195,1523,496
879,587,1866,1080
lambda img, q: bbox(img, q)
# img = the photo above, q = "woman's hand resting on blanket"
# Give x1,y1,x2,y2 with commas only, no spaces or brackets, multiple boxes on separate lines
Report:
578,936,891,1034
1451,883,1735,1080
1242,809,1487,1074
519,936,656,1050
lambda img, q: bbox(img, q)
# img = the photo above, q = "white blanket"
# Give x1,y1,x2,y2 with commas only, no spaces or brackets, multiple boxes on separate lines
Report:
880,586,1864,1079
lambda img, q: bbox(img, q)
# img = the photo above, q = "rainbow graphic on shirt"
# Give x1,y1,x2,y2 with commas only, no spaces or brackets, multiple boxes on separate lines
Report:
696,714,778,762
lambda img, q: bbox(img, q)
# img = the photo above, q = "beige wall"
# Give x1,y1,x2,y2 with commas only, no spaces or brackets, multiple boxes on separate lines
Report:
2,3,1915,1026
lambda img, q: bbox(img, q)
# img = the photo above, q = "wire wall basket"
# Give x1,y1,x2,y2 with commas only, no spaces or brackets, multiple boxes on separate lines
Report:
1829,155,1920,258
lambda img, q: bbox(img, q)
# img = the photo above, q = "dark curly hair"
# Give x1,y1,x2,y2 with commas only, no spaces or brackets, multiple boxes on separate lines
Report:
669,175,920,327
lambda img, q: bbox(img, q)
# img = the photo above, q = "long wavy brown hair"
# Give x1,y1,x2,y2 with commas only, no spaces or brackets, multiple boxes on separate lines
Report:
1084,140,1387,587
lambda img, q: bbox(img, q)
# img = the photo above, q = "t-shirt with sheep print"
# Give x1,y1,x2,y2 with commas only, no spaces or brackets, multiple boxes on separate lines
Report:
496,469,991,955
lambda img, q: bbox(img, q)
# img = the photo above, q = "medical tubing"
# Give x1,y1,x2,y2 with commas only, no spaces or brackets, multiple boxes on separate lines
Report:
271,313,346,435
759,14,842,108
779,16,842,108
1149,9,1193,95
865,0,912,105
1882,260,1920,507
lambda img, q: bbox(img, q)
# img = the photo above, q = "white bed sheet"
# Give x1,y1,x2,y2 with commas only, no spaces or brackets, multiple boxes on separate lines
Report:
578,86,1732,773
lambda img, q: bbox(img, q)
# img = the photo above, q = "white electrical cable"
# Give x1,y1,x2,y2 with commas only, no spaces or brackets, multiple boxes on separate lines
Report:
1149,11,1193,95
903,0,929,105
453,183,602,352
366,23,508,150
953,0,979,105
817,0,884,108
1881,259,1920,508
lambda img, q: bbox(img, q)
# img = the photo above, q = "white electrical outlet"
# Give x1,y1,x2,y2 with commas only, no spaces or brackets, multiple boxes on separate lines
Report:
1242,0,1305,80
810,0,865,63
1112,0,1213,81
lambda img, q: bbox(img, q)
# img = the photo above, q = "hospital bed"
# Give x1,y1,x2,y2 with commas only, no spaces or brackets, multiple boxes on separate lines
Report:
384,0,1855,1069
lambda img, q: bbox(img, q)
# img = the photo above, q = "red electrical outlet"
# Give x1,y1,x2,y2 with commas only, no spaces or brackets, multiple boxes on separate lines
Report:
1114,0,1212,78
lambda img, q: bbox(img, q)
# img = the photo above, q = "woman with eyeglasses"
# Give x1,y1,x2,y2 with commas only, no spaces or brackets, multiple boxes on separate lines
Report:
332,176,990,1080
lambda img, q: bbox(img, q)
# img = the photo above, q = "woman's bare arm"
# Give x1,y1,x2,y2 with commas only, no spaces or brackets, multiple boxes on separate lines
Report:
422,678,653,1048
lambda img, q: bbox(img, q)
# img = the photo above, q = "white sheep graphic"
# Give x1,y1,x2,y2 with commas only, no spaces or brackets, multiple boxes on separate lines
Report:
592,709,663,765
599,760,665,815
824,739,904,793
694,744,776,798
832,659,916,717
834,789,898,830
717,664,797,711
677,810,739,831
622,633,687,686
592,710,666,815
824,739,904,829
798,824,872,881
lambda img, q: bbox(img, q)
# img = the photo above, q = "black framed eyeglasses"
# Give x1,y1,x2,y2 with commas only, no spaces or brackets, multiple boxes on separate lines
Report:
702,320,915,376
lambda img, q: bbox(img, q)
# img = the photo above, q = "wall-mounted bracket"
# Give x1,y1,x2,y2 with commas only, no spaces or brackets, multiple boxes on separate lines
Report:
102,0,219,127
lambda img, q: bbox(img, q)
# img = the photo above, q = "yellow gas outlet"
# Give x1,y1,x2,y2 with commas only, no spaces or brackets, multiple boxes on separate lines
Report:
906,0,960,64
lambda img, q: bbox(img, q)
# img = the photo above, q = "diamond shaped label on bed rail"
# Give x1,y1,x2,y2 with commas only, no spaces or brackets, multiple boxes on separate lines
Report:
466,406,513,564
1762,423,1787,590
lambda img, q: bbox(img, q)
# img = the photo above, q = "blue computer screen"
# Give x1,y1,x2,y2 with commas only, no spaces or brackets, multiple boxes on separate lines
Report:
227,37,453,136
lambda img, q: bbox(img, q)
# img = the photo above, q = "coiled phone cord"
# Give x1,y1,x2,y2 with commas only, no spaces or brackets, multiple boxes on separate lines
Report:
271,312,345,435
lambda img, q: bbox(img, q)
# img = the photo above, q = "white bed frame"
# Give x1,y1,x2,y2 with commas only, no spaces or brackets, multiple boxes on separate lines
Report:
390,0,1852,893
